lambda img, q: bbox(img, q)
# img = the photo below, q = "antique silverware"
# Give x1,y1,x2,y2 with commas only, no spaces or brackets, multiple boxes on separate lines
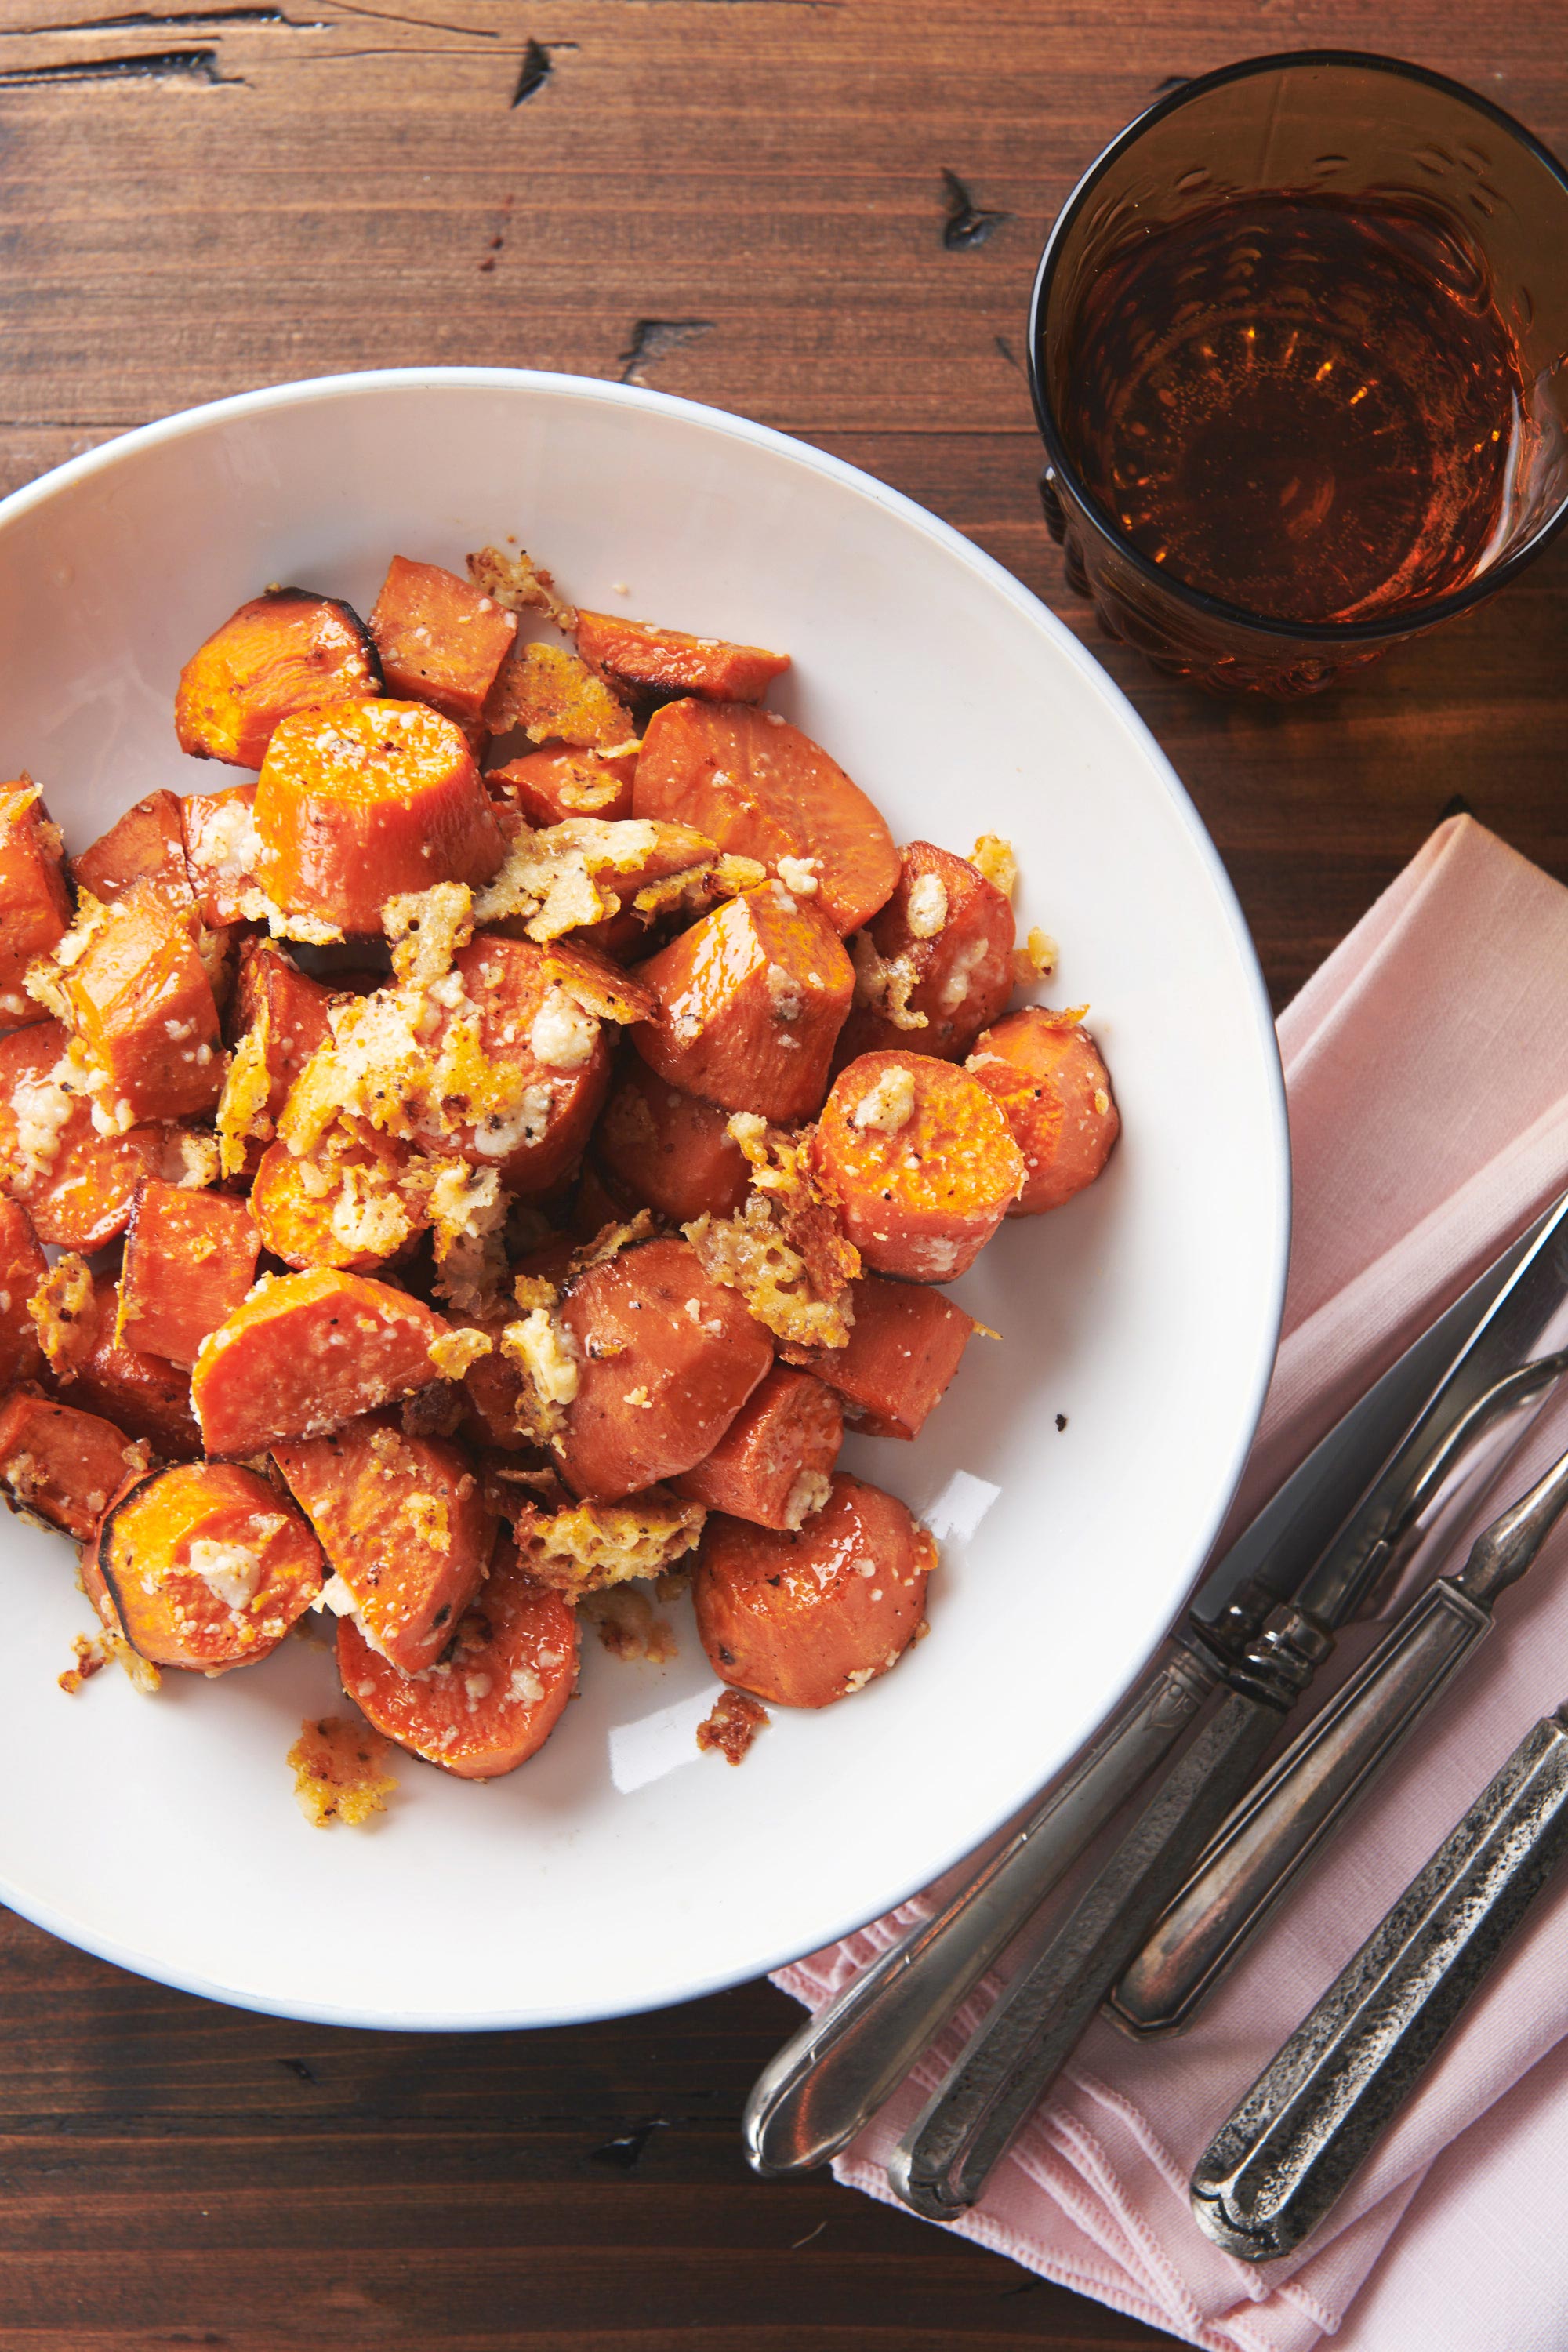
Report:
1192,1548,1568,2262
1114,1372,1568,2037
746,1196,1568,2183
884,1200,1568,2219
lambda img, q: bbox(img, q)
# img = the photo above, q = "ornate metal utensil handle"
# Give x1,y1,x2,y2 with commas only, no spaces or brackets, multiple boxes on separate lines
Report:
1192,1706,1568,2262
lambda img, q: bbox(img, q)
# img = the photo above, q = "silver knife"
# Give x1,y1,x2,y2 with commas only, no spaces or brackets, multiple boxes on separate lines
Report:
885,1189,1568,2218
744,1196,1568,2182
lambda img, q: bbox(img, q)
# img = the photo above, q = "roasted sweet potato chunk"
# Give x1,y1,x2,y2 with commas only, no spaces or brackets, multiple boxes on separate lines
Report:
71,789,194,914
369,555,517,731
180,783,260,926
594,1062,752,1224
575,611,789,706
0,1198,47,1386
253,698,505,934
49,884,224,1126
96,1459,325,1671
781,1272,975,1438
116,1180,260,1369
250,1131,423,1273
554,1235,775,1502
837,841,1015,1065
275,1410,497,1675
175,588,382,769
814,1049,1024,1280
967,1008,1120,1215
72,1272,203,1460
0,1019,167,1250
633,880,852,1125
633,700,899,935
0,780,71,1029
487,743,637,827
397,932,614,1196
191,1268,450,1457
339,1539,576,1779
693,1472,934,1708
672,1364,841,1529
0,1384,145,1541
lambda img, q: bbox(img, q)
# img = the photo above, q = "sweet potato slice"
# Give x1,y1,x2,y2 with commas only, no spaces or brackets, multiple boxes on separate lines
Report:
487,744,637,827
180,783,260,926
191,1268,450,1457
369,555,517,731
254,699,505,935
482,641,635,751
71,789,194,914
72,1273,203,1460
633,701,898,935
575,611,789,706
0,780,71,1029
250,1131,424,1274
632,881,852,1125
275,1410,497,1675
220,938,344,1172
837,842,1015,1065
967,1008,1120,1215
96,1459,324,1671
671,1364,840,1530
693,1471,934,1708
0,1197,47,1385
781,1272,975,1439
594,1061,752,1224
813,1049,1024,1281
51,884,224,1125
0,1385,143,1540
0,1019,167,1249
175,588,382,770
339,1539,576,1780
553,1235,774,1502
401,932,614,1196
116,1180,260,1369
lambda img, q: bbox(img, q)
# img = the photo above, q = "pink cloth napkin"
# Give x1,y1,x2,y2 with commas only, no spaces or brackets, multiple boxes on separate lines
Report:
774,815,1568,2350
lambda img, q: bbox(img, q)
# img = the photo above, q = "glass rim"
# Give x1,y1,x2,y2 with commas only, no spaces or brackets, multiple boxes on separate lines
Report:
1025,48,1568,647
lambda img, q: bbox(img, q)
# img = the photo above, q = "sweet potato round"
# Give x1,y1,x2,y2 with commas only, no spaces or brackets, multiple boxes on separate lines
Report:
692,1471,934,1708
556,1235,774,1502
813,1048,1024,1281
339,1541,577,1779
254,698,504,933
276,1410,497,1675
191,1268,449,1457
967,1009,1120,1215
594,1062,752,1224
671,1363,842,1530
633,699,898,935
836,841,1015,1065
96,1459,325,1672
174,588,382,770
632,881,853,1125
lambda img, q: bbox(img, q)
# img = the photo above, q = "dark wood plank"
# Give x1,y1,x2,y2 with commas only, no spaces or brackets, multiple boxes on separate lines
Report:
0,0,1563,2343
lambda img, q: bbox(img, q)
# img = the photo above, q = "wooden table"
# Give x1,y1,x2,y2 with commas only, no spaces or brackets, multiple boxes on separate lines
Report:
0,3,1563,2344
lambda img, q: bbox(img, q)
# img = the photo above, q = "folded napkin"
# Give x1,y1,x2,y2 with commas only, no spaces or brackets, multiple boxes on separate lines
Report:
775,815,1568,2351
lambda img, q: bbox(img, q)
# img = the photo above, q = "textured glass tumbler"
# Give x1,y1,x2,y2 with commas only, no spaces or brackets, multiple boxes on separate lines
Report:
1027,52,1568,696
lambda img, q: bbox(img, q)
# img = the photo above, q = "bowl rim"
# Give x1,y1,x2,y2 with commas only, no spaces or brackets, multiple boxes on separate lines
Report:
1025,47,1568,648
0,366,1291,2028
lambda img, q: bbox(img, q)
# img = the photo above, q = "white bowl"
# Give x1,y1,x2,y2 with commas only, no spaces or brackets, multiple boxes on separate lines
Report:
0,369,1288,2030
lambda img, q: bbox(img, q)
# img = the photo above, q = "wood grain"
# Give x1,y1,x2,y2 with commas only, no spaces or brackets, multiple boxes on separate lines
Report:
0,1,1563,2343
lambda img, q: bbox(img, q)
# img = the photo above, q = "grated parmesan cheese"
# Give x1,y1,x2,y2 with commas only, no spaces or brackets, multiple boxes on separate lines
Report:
187,1537,265,1613
851,1064,916,1134
528,984,599,1071
905,871,949,938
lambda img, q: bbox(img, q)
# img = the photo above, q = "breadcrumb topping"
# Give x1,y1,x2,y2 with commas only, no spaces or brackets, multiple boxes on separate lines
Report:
289,1715,397,1828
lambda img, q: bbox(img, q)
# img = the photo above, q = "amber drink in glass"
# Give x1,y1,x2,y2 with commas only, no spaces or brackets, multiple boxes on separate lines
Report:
1028,53,1568,694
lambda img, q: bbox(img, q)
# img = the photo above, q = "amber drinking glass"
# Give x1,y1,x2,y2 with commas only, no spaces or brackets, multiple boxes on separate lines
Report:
1028,52,1568,695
